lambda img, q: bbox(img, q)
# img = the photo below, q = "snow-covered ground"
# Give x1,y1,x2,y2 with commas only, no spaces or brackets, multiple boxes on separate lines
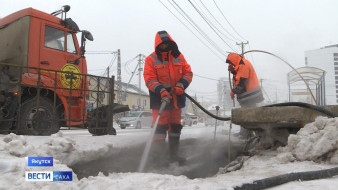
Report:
1,117,338,190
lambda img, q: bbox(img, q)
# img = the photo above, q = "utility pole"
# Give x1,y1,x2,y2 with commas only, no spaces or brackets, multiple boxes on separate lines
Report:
192,93,198,115
116,49,122,104
137,54,143,109
106,66,110,106
236,41,249,57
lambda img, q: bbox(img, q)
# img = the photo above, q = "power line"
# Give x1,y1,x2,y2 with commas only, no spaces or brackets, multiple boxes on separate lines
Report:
101,53,117,77
192,0,236,43
247,43,256,66
193,0,242,53
187,89,218,94
194,73,226,82
212,0,247,41
87,51,117,52
86,51,118,55
197,0,241,43
187,0,238,53
123,56,139,75
159,0,225,61
169,0,227,57
88,68,107,71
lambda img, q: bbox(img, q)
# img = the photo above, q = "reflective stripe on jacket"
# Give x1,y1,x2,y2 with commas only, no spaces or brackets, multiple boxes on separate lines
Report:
144,31,193,109
227,53,264,105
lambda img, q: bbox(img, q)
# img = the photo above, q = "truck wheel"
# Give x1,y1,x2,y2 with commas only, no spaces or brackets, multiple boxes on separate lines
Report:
19,97,60,135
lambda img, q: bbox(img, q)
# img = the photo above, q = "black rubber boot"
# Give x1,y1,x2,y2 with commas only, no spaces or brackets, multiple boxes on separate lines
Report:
168,134,186,165
148,124,170,168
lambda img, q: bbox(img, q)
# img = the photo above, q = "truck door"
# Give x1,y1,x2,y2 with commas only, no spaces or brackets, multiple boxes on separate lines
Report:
40,24,83,96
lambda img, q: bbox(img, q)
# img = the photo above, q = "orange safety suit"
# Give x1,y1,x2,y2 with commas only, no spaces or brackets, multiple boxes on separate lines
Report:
143,31,193,141
226,53,264,107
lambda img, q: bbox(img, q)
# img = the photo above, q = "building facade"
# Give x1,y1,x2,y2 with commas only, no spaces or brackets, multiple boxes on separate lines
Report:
305,44,338,105
87,77,150,111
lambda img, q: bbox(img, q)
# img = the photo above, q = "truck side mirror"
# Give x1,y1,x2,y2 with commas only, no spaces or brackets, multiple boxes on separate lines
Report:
80,30,94,56
83,30,93,41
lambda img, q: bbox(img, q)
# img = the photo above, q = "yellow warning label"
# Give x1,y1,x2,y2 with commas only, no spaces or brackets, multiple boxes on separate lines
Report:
60,64,82,89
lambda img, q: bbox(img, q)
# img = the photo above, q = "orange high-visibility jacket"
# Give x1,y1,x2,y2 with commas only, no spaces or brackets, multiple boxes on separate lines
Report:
226,53,264,105
143,31,193,109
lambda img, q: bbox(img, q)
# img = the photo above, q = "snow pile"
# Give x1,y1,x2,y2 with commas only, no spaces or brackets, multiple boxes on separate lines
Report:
1,121,338,190
0,133,77,189
278,116,338,164
1,133,32,157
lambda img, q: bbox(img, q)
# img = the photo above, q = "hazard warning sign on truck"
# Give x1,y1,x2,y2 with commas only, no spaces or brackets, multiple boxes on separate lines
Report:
60,64,82,89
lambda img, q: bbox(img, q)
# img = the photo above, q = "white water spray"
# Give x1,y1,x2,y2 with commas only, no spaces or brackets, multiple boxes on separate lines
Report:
138,99,168,172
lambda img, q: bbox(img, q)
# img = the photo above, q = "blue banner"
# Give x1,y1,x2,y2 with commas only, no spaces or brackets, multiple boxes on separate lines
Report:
53,171,73,181
26,157,53,167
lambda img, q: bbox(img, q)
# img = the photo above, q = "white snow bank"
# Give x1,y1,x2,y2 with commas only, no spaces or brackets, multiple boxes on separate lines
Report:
277,116,338,164
0,119,337,190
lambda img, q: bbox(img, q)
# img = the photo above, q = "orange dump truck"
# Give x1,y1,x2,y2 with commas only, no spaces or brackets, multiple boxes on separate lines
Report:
0,6,128,135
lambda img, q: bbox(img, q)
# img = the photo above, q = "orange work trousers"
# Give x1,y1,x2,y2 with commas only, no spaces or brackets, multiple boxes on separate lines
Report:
152,108,182,141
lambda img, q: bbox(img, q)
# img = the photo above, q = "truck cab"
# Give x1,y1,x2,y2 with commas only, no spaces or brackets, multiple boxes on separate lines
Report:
0,6,101,135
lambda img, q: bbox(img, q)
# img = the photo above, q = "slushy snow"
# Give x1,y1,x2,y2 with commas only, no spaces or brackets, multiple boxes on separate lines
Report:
0,118,338,190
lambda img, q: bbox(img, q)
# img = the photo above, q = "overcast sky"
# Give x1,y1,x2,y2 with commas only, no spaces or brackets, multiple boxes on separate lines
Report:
1,0,337,102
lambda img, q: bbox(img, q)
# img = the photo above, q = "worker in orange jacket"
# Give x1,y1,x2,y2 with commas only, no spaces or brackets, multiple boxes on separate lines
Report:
143,30,193,163
227,53,264,138
227,53,264,107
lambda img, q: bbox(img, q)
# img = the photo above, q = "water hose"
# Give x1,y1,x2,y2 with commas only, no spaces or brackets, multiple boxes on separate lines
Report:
264,102,337,118
184,94,337,121
183,50,337,188
184,93,338,189
242,49,318,105
184,92,230,121
234,166,338,190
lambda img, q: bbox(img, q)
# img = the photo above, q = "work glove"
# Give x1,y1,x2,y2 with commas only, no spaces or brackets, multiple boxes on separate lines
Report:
230,91,235,100
160,88,172,99
174,82,184,95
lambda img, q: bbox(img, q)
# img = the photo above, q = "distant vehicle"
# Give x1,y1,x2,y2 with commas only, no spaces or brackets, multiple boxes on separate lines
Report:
186,113,198,125
181,115,193,126
118,111,152,129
